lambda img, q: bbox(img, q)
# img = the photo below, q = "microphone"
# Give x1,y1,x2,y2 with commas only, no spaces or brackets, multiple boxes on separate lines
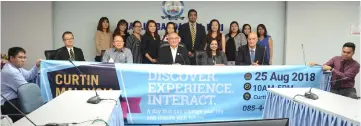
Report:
300,77,350,100
304,88,319,100
329,77,349,83
177,53,186,65
301,44,306,65
0,94,37,126
68,59,101,104
262,46,266,65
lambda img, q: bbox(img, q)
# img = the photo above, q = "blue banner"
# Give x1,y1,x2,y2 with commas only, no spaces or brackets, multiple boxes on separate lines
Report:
40,60,325,124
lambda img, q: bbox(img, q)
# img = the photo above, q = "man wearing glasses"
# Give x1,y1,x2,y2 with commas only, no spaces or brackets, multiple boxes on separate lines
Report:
1,47,41,121
55,31,85,61
158,33,190,65
102,34,133,63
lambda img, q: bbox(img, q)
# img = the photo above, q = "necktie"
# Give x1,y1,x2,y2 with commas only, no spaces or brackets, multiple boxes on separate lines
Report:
250,50,255,63
334,61,345,89
191,23,196,49
70,49,75,60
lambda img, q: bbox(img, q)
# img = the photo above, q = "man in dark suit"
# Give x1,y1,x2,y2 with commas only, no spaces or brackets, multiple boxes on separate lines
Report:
158,33,190,65
178,9,206,65
55,31,85,61
235,32,269,65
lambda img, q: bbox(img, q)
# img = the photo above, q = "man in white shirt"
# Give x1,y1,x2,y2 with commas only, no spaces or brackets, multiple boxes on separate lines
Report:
158,33,190,65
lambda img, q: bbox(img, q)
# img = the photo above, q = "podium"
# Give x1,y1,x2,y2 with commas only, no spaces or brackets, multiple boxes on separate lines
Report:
13,90,123,126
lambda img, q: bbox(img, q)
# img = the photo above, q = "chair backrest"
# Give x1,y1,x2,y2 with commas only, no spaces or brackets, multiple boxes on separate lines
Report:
44,50,58,60
160,42,186,48
17,83,45,114
195,50,207,65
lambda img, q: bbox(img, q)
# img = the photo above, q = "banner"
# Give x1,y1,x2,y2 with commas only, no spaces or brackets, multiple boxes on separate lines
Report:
40,60,325,124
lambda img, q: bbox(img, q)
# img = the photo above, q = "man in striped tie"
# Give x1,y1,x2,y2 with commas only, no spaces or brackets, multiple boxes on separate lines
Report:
54,31,85,61
178,9,206,65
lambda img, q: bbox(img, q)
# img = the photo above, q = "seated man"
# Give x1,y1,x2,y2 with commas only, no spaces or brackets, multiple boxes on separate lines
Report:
54,31,85,61
158,33,190,65
102,34,133,63
309,42,360,99
235,32,269,65
1,47,41,122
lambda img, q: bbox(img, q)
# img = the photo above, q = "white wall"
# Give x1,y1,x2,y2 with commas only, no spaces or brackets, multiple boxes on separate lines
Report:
53,1,286,65
1,1,53,69
285,1,360,95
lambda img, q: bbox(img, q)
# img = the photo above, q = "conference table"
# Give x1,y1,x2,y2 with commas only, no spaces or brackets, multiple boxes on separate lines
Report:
263,88,360,126
13,90,124,126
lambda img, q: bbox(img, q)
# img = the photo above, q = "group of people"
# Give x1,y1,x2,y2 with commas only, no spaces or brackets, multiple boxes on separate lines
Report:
52,9,273,66
1,9,359,123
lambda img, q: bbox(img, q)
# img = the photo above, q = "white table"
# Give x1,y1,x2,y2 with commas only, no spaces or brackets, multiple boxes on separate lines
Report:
13,90,123,126
265,88,360,126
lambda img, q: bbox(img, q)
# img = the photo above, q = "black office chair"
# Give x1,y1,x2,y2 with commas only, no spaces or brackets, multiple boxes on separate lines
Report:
44,50,58,60
194,50,207,65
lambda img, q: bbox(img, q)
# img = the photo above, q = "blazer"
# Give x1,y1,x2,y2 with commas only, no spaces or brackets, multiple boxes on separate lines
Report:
202,51,228,65
178,22,206,52
54,46,85,61
157,43,190,65
235,45,269,65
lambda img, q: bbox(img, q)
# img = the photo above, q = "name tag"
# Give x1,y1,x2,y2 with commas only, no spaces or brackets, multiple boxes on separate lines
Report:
109,58,114,63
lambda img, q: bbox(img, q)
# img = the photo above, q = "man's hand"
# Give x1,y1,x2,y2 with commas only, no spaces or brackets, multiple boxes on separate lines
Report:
251,61,259,66
323,65,332,71
36,59,42,67
309,62,318,66
188,51,193,57
150,58,157,63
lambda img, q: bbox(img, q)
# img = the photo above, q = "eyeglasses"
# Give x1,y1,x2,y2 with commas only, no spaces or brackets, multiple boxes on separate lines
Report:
63,38,74,41
168,37,180,40
17,56,27,60
114,41,124,43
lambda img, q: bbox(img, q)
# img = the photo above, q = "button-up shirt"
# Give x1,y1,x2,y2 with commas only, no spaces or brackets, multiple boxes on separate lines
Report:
325,56,360,88
249,47,256,62
1,63,38,105
170,46,178,63
102,47,133,63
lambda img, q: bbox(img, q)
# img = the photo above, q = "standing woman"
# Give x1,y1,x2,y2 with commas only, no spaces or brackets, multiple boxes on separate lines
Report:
141,20,161,64
204,19,226,52
114,19,130,46
161,22,177,43
241,24,251,39
225,21,247,65
126,21,143,63
94,17,112,62
257,24,273,64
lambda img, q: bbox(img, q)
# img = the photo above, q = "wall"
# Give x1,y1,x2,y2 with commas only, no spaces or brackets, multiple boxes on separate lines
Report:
1,1,53,69
53,1,286,65
285,1,360,95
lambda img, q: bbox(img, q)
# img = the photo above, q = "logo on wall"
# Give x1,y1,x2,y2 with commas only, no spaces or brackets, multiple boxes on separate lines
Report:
161,1,185,20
